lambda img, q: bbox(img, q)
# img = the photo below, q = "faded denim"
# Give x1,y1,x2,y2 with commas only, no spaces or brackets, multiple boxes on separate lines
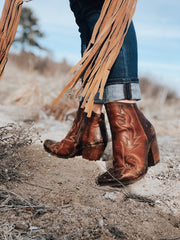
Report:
69,1,141,103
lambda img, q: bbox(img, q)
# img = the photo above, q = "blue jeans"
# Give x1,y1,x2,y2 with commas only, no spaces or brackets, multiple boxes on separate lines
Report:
70,2,141,103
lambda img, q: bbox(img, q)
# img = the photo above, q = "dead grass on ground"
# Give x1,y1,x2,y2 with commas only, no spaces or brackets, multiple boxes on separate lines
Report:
0,123,40,183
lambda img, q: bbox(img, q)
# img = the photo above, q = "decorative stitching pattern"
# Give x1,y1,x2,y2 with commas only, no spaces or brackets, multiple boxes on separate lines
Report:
112,104,141,171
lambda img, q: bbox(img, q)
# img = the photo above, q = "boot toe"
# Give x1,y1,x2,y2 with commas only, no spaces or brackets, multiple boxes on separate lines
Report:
44,139,57,152
97,169,120,186
97,168,146,187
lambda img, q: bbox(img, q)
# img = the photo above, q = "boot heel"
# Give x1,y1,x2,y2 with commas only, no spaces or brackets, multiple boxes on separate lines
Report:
148,136,160,166
82,144,105,161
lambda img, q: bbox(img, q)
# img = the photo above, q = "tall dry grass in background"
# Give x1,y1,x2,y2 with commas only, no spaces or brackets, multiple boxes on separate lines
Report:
9,51,71,76
140,77,177,104
1,52,78,121
1,51,178,122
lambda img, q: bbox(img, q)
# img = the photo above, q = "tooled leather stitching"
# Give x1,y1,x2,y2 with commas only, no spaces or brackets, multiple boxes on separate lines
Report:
65,114,85,143
112,104,141,171
50,114,85,154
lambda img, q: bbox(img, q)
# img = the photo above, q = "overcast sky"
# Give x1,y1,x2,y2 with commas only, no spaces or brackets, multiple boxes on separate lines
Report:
0,0,180,95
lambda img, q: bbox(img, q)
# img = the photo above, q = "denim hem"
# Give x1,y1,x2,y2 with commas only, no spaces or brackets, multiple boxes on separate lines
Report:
94,83,142,104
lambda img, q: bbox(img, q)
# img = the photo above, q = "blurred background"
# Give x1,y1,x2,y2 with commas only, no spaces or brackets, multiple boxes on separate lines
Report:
0,0,180,96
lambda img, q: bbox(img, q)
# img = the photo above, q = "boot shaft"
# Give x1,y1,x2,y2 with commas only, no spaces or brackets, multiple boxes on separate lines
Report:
105,102,155,142
105,102,158,172
80,111,108,147
65,107,86,141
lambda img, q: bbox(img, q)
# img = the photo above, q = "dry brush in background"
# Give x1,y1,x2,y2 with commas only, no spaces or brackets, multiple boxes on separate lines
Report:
2,52,178,122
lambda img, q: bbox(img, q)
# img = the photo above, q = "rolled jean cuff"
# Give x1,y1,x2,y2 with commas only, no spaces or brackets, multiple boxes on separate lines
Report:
94,82,141,104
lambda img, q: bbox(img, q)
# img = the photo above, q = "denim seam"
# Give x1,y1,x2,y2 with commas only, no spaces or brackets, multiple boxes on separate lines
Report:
122,47,128,77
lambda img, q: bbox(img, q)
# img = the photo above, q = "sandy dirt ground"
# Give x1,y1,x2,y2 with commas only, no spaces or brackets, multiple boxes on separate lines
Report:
0,57,179,240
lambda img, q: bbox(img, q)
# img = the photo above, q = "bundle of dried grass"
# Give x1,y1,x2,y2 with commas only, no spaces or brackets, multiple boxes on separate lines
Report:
53,0,137,117
0,0,23,80
0,123,37,183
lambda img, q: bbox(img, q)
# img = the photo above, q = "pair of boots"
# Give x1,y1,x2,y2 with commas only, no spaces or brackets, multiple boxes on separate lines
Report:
44,102,160,186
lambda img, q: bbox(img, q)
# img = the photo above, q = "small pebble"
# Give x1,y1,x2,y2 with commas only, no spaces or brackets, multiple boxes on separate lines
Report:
29,226,38,230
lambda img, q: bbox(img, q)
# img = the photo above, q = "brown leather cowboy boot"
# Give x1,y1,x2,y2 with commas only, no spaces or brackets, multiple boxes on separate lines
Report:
44,107,108,160
97,102,160,186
